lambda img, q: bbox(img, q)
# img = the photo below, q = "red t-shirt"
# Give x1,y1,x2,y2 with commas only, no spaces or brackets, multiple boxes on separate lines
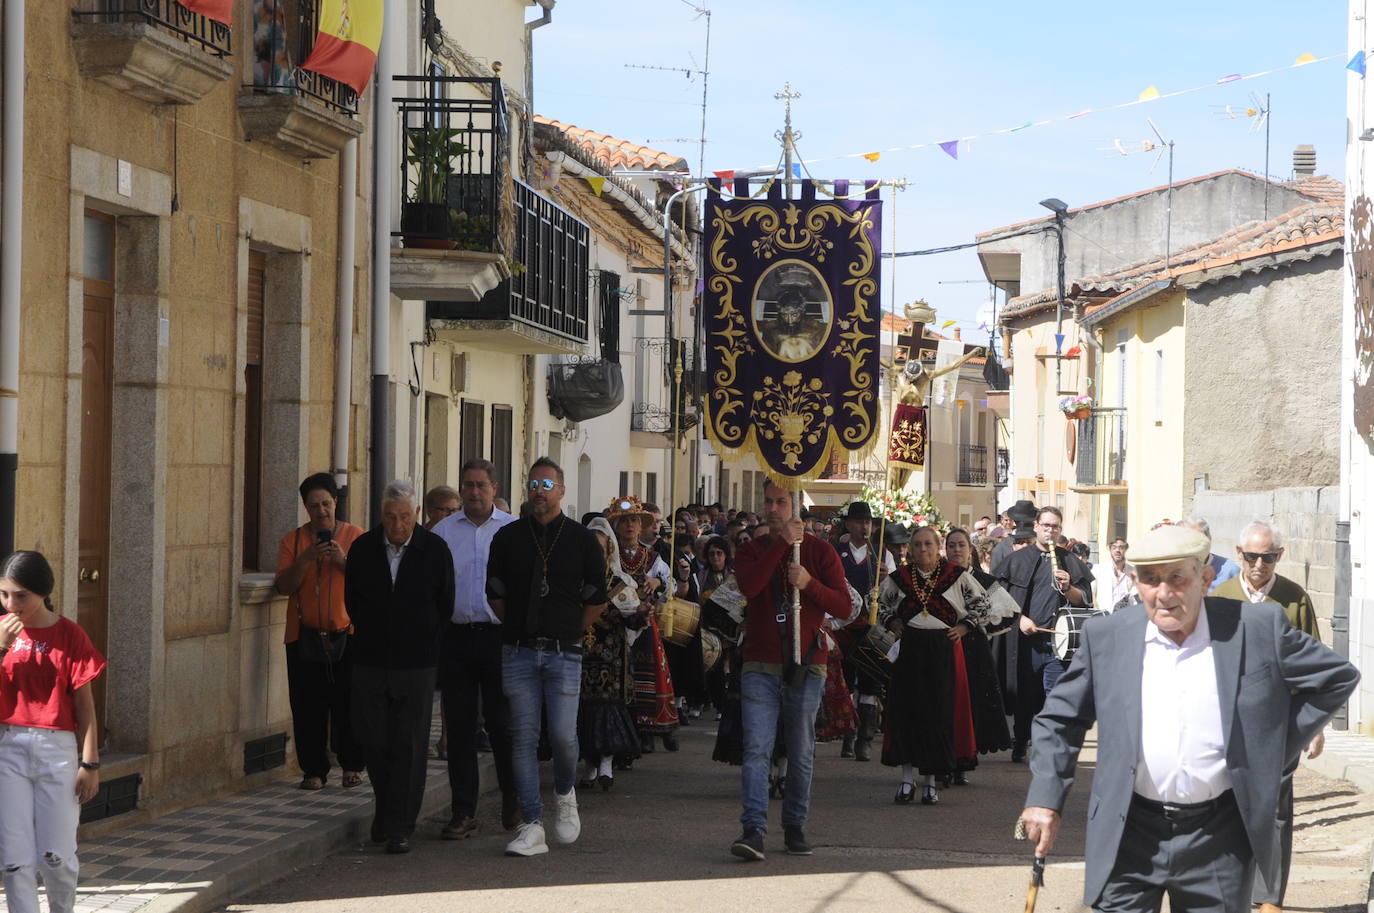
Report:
0,616,107,731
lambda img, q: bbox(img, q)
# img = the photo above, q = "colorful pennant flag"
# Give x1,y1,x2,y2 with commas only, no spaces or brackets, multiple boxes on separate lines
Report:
1217,73,1242,83
713,169,736,181
1054,333,1065,353
791,163,803,178
1349,50,1367,78
300,0,384,95
585,176,607,196
863,152,881,162
941,319,958,329
939,140,959,160
179,0,232,24
1295,52,1317,65
1138,85,1161,101
1063,344,1083,358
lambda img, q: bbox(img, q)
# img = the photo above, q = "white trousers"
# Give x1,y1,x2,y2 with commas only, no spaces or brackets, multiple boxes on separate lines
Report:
0,725,80,913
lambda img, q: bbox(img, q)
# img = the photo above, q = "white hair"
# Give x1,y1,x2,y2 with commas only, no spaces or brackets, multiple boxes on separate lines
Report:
381,479,419,508
1237,520,1283,550
1184,517,1211,539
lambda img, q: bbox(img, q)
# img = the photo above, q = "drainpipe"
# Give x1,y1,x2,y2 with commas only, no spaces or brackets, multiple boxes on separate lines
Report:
370,5,396,522
1332,518,1351,729
525,0,555,30
332,139,357,520
0,0,25,558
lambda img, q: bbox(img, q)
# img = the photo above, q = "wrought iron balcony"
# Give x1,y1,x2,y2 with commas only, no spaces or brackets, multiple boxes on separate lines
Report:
71,0,234,105
631,403,700,434
426,179,589,354
237,0,362,158
1074,407,1128,491
957,443,989,486
394,75,506,253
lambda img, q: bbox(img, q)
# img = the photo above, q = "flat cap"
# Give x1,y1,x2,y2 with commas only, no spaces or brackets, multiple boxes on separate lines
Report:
1128,525,1210,566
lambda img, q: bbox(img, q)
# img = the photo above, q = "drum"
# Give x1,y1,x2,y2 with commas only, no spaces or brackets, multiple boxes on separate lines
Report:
852,624,897,690
705,576,745,626
863,623,897,655
664,597,701,647
700,628,723,672
1052,609,1106,662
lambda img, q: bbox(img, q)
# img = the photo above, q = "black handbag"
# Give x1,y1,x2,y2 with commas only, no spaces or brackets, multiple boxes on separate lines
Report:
297,624,347,664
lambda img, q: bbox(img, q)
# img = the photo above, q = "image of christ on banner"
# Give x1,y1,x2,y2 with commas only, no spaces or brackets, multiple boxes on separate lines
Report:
703,178,882,484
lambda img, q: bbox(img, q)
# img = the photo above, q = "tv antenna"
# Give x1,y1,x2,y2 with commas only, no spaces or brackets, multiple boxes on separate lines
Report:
1147,118,1176,269
623,2,711,177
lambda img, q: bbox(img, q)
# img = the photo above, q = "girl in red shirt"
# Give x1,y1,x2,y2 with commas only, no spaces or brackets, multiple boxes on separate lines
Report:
0,551,106,913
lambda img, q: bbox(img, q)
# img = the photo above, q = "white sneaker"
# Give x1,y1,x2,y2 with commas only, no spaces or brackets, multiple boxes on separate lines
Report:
552,788,581,844
504,821,548,857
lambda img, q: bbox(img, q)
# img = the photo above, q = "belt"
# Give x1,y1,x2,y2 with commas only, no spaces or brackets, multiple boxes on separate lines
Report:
1132,789,1233,822
451,621,498,630
513,636,583,655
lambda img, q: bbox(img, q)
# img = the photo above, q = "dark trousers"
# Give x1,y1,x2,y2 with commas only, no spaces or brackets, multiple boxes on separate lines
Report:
352,665,436,841
285,640,366,779
440,623,514,820
1252,772,1294,905
1096,791,1253,913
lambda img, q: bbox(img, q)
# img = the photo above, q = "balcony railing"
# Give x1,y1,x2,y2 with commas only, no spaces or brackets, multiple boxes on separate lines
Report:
995,447,1010,487
249,0,357,115
957,443,988,486
73,0,232,57
394,75,507,252
1076,407,1128,488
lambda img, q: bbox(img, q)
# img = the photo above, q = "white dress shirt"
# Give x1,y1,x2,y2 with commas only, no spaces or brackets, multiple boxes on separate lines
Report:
434,506,516,624
385,532,413,585
1135,607,1232,804
1093,561,1138,612
1239,574,1277,604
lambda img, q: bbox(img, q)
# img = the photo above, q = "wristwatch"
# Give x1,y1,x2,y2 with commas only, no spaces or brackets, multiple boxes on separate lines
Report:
78,761,100,771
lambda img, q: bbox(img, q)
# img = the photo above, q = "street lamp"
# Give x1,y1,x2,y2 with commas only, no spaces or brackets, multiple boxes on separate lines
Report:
1039,197,1069,396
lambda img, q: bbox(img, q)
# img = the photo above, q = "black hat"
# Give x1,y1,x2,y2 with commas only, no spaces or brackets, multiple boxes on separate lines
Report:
1006,499,1038,524
882,521,912,545
842,501,875,522
1012,520,1036,542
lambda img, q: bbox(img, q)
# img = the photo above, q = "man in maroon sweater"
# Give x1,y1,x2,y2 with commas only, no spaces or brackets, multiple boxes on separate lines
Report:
729,480,851,861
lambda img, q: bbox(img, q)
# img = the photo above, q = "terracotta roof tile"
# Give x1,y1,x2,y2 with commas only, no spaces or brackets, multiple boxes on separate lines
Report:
1002,199,1345,317
1281,174,1345,203
533,115,688,172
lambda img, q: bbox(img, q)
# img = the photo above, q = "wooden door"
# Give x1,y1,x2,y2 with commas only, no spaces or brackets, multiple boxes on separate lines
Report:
80,212,115,739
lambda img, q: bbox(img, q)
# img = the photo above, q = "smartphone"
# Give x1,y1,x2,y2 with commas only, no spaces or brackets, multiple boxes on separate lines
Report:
315,527,334,544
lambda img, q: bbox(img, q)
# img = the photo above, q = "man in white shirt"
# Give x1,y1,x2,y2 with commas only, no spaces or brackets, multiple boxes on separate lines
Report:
433,459,517,840
1092,537,1137,613
1019,525,1359,913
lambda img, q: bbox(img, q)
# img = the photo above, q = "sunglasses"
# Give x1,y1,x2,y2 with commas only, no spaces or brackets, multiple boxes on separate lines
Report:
1241,551,1280,564
526,478,557,491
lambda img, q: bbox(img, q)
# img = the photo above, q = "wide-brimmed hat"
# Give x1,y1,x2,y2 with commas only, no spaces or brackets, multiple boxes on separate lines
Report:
1006,499,1038,524
606,495,654,524
1011,521,1036,542
842,501,875,522
882,521,912,545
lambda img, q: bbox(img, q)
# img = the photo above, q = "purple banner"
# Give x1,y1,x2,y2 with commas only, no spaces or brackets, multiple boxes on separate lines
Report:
703,178,883,482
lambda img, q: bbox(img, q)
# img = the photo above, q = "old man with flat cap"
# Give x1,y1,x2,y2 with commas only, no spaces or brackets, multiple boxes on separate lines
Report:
1019,525,1359,913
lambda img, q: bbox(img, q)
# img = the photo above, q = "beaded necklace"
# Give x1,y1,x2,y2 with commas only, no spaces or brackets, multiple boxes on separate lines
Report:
620,544,651,577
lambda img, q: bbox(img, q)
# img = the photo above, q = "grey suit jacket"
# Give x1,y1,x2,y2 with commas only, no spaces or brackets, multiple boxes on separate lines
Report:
1025,597,1360,907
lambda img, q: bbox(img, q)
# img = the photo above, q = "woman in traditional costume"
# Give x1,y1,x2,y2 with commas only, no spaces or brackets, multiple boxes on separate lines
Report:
609,497,680,753
879,525,993,805
577,517,643,790
942,527,1017,775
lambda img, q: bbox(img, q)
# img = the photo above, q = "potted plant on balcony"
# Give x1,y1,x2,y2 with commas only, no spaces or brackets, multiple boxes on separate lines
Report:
1059,393,1094,420
401,126,471,249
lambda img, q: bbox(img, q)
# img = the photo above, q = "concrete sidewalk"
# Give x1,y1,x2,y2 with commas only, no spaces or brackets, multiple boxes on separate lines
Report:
0,703,490,913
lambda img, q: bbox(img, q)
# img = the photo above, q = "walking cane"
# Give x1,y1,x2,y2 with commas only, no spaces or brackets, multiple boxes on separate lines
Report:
1013,818,1045,913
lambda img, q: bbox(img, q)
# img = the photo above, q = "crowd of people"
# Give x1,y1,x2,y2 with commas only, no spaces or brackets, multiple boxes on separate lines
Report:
0,454,1354,913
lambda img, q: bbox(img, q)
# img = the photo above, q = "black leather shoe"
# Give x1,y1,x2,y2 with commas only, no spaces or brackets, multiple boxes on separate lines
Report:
730,829,765,861
385,837,410,854
1011,744,1026,763
921,786,939,805
783,825,812,856
662,732,680,752
952,772,969,786
597,774,613,792
894,782,916,805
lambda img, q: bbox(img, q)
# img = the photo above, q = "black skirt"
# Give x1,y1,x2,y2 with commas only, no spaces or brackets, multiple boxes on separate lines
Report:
881,627,968,775
963,627,1013,754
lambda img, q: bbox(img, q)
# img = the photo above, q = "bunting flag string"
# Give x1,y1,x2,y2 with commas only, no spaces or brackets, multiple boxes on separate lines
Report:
585,176,607,196
710,50,1339,175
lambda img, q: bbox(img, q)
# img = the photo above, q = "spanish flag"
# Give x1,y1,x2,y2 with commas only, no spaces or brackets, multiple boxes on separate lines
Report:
179,0,233,25
300,0,384,96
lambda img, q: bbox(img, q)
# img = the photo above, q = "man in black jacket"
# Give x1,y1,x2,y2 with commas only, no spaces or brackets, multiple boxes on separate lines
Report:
345,480,456,854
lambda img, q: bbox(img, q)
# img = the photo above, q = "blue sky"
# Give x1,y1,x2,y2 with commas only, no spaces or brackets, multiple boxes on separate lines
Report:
532,0,1349,333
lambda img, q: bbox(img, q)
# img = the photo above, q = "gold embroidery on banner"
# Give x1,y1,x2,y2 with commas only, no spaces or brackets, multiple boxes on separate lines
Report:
706,197,880,482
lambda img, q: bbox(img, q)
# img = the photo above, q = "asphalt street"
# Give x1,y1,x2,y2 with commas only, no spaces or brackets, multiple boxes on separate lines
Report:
223,724,1373,913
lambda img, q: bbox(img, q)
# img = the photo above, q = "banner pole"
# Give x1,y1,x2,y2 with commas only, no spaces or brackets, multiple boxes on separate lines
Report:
791,490,802,666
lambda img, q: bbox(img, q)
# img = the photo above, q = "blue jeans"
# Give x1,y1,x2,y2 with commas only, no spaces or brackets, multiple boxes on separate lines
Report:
502,644,583,825
739,670,824,834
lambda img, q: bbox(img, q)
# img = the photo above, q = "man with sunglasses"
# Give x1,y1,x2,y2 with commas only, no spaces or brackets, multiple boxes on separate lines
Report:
1210,519,1322,909
486,458,607,857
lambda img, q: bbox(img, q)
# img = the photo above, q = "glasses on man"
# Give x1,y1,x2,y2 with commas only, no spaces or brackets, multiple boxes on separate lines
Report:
1241,551,1280,564
526,478,557,491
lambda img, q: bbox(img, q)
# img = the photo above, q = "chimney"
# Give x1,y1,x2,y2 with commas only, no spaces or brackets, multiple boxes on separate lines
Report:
953,327,962,341
1293,144,1317,177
